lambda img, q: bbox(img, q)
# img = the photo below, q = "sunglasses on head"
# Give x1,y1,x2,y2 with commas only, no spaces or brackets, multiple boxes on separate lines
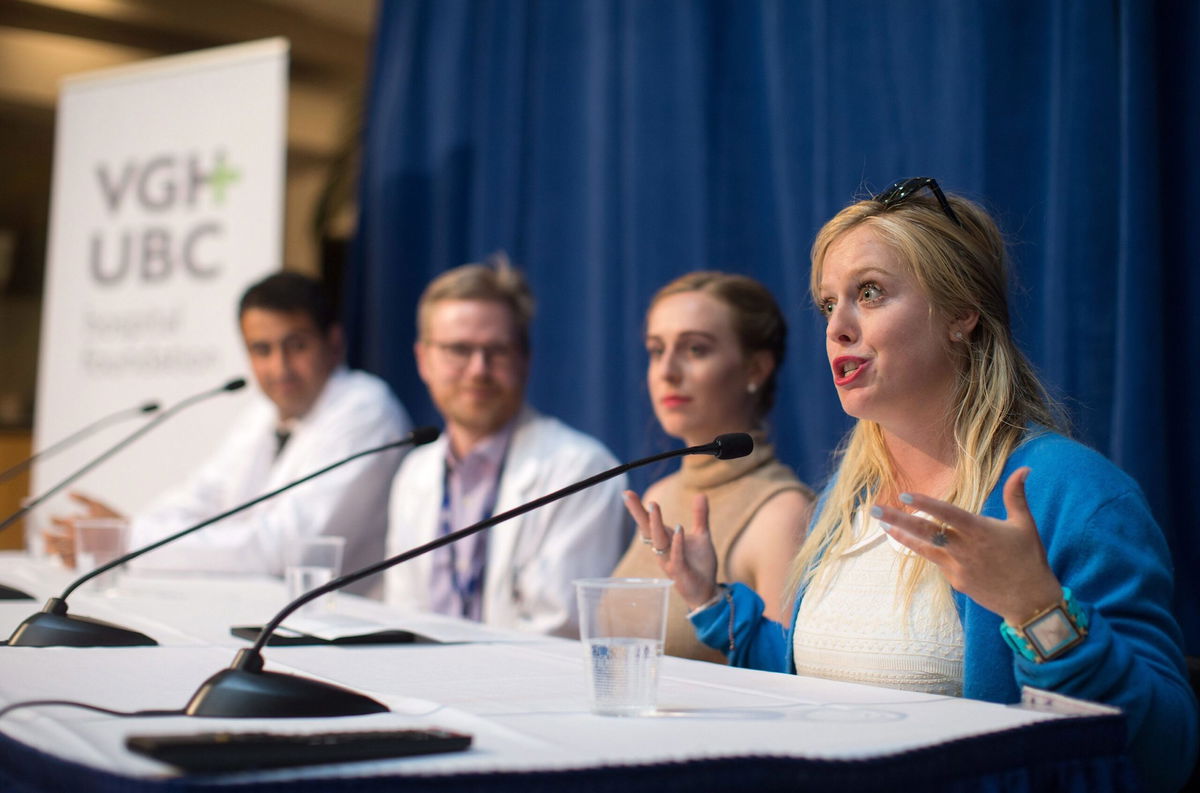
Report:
872,177,963,228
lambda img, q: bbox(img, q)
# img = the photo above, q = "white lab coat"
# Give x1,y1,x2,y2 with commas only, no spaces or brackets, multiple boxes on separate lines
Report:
385,406,628,637
128,368,412,596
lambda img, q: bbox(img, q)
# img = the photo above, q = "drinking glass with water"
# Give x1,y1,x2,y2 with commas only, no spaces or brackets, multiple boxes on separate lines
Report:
74,517,129,594
284,535,345,614
574,578,671,716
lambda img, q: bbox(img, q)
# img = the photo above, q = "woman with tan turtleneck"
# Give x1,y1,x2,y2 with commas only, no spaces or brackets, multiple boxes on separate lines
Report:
612,272,813,663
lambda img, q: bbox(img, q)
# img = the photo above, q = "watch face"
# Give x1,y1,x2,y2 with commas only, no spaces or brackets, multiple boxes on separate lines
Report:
1027,607,1082,659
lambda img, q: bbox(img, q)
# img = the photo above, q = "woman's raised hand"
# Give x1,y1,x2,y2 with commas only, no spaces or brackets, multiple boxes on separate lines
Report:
871,467,1063,624
622,490,719,609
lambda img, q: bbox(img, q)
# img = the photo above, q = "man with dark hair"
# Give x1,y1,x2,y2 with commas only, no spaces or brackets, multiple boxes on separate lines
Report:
239,271,338,334
49,272,411,595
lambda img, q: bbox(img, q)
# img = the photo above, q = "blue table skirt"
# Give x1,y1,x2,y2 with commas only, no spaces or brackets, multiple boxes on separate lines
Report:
0,712,1134,793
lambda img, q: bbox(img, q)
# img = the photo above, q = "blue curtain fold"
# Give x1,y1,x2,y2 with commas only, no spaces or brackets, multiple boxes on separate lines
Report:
349,0,1199,651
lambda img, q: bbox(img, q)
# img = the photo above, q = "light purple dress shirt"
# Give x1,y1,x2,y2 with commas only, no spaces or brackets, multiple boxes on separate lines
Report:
428,422,514,620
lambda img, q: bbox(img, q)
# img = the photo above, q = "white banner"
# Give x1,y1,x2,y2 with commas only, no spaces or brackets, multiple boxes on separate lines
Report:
31,39,288,527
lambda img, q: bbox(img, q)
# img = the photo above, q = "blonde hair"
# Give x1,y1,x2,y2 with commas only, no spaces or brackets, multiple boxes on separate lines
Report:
649,271,787,422
416,252,535,351
788,190,1065,602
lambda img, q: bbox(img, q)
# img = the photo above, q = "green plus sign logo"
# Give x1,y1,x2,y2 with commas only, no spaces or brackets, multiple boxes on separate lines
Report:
209,151,242,206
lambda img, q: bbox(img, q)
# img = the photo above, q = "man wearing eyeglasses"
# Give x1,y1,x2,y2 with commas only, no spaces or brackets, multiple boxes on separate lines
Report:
385,255,627,637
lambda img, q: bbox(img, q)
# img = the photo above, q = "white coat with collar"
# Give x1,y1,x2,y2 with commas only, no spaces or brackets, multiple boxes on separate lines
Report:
128,368,411,596
384,406,627,637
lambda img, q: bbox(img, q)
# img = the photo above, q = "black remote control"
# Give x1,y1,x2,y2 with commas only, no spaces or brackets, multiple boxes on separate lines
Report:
126,728,472,774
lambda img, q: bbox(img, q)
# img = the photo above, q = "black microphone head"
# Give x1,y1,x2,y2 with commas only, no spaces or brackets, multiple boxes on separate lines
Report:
223,378,248,392
410,426,441,446
140,402,161,413
713,432,754,460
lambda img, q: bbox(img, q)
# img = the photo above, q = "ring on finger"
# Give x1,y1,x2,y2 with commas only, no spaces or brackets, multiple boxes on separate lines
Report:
652,546,669,556
932,520,953,547
640,535,653,545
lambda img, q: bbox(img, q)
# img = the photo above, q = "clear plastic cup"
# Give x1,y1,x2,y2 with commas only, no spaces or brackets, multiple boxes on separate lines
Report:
19,496,43,558
574,577,672,716
74,517,129,593
285,535,345,613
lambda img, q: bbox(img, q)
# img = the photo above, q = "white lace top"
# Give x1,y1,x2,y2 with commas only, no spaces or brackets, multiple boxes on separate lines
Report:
792,509,965,696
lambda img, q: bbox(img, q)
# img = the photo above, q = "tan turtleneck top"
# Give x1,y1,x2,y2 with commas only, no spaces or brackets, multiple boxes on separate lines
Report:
611,434,812,663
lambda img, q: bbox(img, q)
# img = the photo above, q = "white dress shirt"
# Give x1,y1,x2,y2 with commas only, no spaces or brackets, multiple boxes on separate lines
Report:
128,367,412,596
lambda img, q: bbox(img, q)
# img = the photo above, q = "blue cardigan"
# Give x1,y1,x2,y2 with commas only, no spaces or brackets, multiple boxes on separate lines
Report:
691,431,1197,792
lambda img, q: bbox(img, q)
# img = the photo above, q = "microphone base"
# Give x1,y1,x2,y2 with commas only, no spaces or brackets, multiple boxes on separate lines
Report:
0,583,33,600
185,667,390,718
5,607,157,647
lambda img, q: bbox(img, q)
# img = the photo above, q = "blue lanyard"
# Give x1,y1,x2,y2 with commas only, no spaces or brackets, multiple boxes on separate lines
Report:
438,454,506,618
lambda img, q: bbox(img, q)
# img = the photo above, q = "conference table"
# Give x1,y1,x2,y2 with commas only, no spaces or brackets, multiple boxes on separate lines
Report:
0,553,1132,792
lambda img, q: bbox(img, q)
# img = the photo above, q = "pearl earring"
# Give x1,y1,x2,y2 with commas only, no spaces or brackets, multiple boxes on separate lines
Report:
747,382,758,395
953,331,964,341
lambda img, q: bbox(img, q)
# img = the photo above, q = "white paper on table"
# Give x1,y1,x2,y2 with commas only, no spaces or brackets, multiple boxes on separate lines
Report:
279,612,403,641
1018,686,1122,716
279,610,546,644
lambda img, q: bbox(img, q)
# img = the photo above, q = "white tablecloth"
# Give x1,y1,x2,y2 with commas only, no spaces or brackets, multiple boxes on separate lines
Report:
0,553,1120,785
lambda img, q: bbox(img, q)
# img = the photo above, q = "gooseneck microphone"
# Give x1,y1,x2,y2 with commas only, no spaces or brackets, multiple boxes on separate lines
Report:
0,389,225,603
184,432,754,719
4,426,442,648
0,379,247,535
0,401,160,485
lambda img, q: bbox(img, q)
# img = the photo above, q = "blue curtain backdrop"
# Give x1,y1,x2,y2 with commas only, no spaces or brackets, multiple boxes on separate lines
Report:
348,0,1199,652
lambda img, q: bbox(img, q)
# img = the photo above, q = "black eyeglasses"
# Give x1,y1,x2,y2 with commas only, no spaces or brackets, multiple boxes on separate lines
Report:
872,177,962,228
